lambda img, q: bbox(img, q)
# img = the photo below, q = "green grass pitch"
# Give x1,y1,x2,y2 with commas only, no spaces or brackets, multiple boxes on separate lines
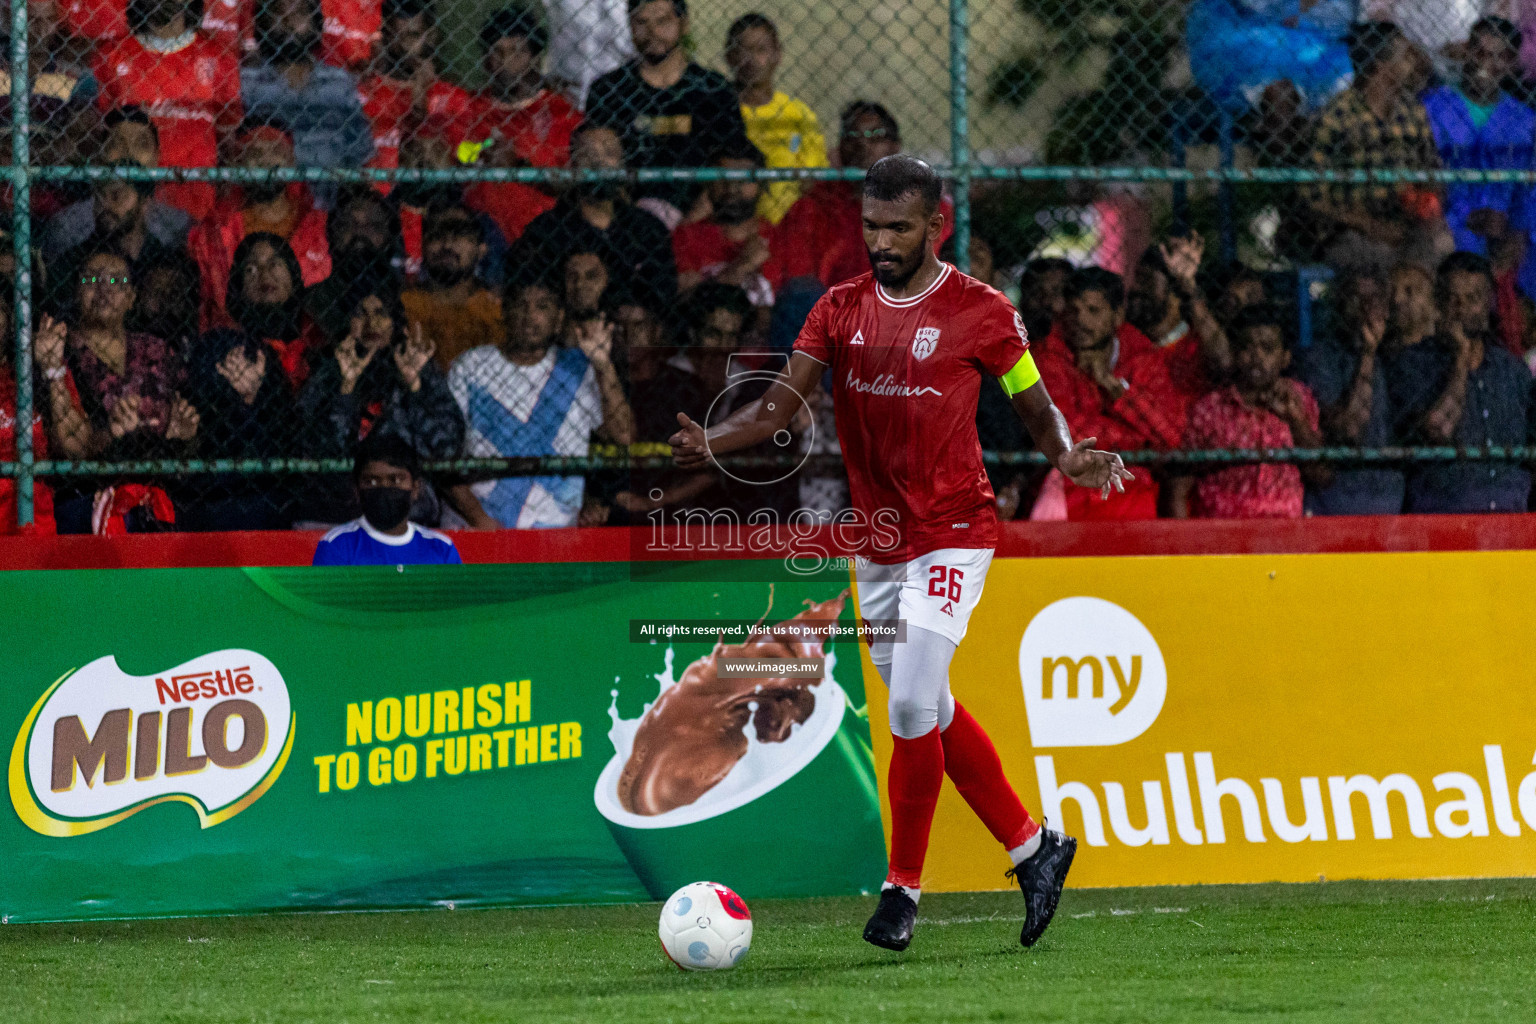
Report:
4,878,1532,1023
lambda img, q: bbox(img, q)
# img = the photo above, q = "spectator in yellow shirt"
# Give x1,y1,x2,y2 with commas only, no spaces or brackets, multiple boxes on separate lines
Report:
725,13,828,225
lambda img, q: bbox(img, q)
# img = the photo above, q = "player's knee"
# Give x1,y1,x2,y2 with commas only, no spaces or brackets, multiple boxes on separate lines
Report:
888,695,939,739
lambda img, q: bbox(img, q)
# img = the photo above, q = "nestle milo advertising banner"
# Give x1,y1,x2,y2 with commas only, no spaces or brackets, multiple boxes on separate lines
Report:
0,564,885,922
897,550,1536,893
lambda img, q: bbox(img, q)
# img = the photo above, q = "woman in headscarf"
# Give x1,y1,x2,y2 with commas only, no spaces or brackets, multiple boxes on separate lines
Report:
223,232,325,389
178,238,305,530
296,269,465,525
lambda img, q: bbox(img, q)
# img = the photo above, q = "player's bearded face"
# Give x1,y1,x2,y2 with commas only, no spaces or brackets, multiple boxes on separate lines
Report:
866,224,928,288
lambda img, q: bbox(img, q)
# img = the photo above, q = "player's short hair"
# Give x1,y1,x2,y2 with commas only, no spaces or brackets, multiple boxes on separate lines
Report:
1436,250,1495,296
862,154,941,213
726,12,778,49
1229,304,1289,349
103,105,159,151
1471,15,1522,54
840,100,900,143
354,433,423,483
628,0,686,17
383,0,434,27
1066,266,1125,310
481,5,547,54
1347,21,1403,78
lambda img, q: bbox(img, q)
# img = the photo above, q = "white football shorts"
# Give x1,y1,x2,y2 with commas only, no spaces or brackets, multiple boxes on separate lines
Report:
853,547,995,663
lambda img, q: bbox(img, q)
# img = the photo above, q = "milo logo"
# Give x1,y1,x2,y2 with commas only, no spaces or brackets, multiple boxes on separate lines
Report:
9,650,294,837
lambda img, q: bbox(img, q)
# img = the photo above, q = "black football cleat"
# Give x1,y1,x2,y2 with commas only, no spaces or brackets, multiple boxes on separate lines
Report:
1006,824,1078,947
863,886,918,951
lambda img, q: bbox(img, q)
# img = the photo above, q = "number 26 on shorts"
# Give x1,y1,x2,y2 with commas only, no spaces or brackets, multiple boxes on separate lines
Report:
927,566,963,601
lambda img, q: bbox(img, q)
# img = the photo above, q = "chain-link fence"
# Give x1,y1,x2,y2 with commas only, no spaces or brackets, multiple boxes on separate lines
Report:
4,0,1536,537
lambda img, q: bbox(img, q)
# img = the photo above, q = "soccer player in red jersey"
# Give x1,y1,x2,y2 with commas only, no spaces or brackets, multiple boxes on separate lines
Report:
94,0,243,221
670,155,1132,952
357,0,471,172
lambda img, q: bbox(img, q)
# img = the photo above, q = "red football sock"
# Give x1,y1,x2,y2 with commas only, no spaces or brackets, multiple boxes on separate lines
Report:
940,702,1038,850
885,727,945,889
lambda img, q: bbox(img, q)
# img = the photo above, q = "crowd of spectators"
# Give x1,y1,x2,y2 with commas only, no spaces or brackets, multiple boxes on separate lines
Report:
1,0,1536,535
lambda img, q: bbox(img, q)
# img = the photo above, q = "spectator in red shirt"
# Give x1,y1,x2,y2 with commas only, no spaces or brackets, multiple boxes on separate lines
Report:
1125,233,1233,421
1018,256,1072,342
1034,266,1185,520
774,101,952,292
188,122,331,333
456,7,582,245
94,0,243,220
1,302,95,534
357,0,471,172
672,139,780,308
1171,304,1325,519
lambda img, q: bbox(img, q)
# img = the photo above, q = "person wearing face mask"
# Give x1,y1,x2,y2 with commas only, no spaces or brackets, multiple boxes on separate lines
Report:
241,0,374,210
298,271,464,526
671,140,781,309
313,434,463,565
401,203,504,371
188,122,332,332
510,122,677,316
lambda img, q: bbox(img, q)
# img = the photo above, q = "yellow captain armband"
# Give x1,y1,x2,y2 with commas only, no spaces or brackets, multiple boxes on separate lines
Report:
998,351,1041,396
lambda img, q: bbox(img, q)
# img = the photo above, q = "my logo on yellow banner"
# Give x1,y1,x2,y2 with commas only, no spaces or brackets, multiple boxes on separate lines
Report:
9,650,295,837
1018,597,1166,747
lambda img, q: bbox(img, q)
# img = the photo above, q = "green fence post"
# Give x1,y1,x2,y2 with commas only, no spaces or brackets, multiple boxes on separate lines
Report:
949,0,971,275
10,0,32,527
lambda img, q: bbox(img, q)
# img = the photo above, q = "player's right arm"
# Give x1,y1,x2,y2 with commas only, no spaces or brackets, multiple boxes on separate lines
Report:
1009,370,1135,501
668,352,824,469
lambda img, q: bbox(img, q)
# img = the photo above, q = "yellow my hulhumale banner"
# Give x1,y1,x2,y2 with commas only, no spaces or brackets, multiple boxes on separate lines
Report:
860,551,1536,890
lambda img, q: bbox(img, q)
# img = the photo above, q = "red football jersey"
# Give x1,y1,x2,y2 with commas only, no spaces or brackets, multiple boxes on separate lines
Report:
93,35,242,169
455,90,583,168
793,264,1029,562
358,75,473,169
321,0,382,68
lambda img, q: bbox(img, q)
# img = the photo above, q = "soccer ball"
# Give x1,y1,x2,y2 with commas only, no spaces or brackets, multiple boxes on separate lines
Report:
658,881,753,971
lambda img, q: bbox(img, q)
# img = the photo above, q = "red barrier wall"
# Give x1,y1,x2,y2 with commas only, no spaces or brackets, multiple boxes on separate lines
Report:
0,515,1533,569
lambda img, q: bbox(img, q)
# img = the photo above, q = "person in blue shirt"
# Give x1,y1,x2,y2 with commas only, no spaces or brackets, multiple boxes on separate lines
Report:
313,434,463,565
1422,18,1536,293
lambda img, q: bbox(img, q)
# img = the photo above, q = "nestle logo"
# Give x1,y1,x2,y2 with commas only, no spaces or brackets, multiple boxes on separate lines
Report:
155,668,257,705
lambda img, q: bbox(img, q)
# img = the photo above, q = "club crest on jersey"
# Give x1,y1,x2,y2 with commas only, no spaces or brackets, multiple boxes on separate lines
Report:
196,58,219,86
912,327,941,361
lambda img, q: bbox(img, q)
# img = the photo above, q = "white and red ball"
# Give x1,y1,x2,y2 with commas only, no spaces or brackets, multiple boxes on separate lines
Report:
658,882,753,971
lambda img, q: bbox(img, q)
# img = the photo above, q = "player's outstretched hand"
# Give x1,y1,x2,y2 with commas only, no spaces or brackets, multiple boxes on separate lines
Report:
1059,437,1135,500
669,413,711,468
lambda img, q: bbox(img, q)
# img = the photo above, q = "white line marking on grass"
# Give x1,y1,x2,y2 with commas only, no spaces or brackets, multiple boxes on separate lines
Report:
363,980,395,985
1153,907,1188,914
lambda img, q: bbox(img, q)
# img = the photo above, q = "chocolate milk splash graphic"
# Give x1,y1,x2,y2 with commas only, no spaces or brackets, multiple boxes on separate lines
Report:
616,587,850,816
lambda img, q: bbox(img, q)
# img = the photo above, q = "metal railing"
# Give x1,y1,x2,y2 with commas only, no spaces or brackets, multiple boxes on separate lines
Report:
6,0,1530,527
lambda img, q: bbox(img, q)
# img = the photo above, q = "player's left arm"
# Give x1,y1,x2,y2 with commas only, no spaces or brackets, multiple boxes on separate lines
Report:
1003,354,1135,500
